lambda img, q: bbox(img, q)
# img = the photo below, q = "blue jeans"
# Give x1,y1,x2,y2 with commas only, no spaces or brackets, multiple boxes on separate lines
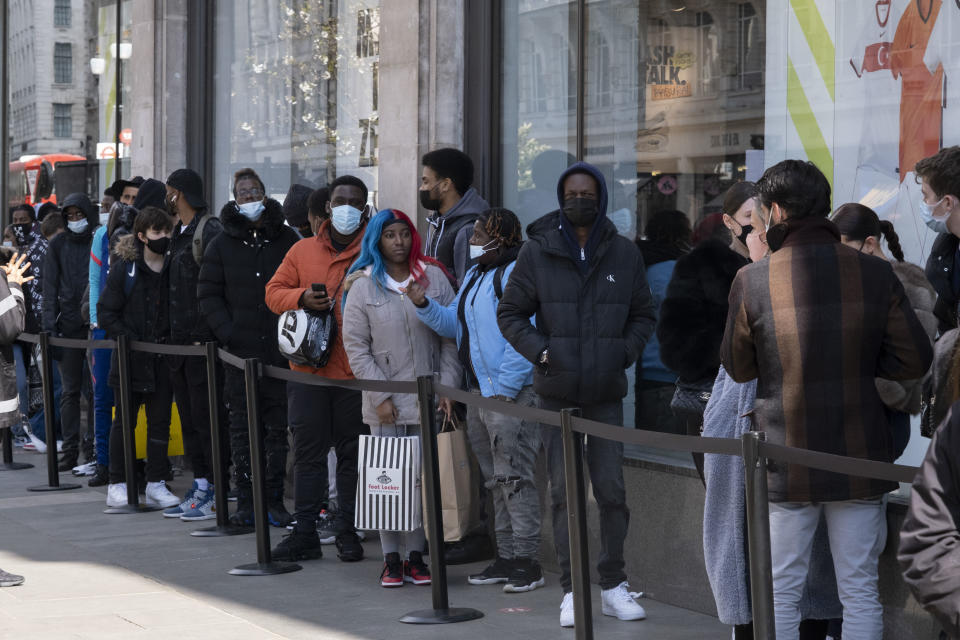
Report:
90,328,114,467
31,364,62,443
12,344,29,432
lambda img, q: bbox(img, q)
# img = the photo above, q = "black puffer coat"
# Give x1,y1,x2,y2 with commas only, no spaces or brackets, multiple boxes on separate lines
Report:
167,208,222,344
498,211,656,405
198,199,299,365
97,235,169,393
657,240,749,385
41,192,99,338
924,231,959,334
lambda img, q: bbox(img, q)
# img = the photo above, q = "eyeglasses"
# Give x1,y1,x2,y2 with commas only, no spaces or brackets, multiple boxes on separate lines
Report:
236,188,264,199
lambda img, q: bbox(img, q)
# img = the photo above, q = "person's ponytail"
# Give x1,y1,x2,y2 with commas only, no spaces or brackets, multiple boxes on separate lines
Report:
879,220,905,262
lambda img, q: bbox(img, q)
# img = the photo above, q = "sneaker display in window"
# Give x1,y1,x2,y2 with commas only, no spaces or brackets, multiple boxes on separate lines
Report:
560,592,575,628
380,552,403,588
106,483,128,508
335,531,364,562
467,555,513,585
503,558,545,593
180,488,216,521
144,481,180,509
163,481,201,519
87,464,108,487
600,581,646,621
403,551,431,585
272,531,323,562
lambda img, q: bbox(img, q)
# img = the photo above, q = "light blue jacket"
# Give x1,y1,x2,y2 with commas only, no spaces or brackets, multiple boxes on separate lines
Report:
416,262,533,399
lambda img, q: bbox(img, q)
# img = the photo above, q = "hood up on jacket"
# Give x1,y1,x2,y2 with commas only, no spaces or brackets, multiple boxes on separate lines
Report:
111,233,140,263
427,187,489,229
132,179,168,211
219,198,288,240
60,192,99,240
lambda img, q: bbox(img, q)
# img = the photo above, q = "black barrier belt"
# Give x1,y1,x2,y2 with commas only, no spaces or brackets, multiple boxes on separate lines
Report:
434,382,563,427
49,336,116,350
131,341,205,356
261,363,419,395
571,415,743,456
759,441,918,484
216,348,247,370
17,333,38,344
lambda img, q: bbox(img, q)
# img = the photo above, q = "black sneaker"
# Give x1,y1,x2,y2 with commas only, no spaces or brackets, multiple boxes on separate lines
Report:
503,557,545,593
267,502,294,528
87,464,109,487
57,455,78,472
467,556,513,585
444,533,494,565
381,552,403,587
272,531,323,561
335,531,364,562
230,508,254,528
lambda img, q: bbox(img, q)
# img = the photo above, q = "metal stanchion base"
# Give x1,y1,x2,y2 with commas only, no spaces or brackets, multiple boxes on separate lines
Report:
0,461,34,471
104,503,162,514
228,561,302,576
27,483,81,492
399,608,485,624
190,524,254,537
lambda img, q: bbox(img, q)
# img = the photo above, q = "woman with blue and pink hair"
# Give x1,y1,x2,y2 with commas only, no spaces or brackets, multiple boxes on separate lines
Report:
342,209,461,588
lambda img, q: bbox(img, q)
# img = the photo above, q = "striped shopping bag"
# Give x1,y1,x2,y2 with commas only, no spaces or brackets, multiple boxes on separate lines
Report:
355,434,422,532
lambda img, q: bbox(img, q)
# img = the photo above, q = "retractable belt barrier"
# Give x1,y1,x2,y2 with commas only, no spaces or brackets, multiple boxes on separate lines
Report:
18,332,926,638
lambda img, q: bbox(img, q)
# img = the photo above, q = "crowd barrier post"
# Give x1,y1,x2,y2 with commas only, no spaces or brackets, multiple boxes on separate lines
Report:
192,341,253,537
0,428,33,470
742,431,775,640
562,408,594,640
27,332,79,492
229,357,301,575
400,374,483,625
105,334,156,513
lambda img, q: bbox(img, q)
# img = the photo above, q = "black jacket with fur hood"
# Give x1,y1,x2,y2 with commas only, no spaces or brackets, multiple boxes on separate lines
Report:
198,198,299,364
657,240,749,384
97,235,169,392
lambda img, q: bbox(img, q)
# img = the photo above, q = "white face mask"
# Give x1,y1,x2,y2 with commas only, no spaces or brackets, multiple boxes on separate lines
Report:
331,205,364,235
919,196,950,233
67,219,89,234
469,239,499,261
99,212,110,226
237,200,265,221
1,241,11,248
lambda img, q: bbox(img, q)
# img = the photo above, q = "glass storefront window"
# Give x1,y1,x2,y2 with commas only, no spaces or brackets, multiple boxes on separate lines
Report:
214,0,381,208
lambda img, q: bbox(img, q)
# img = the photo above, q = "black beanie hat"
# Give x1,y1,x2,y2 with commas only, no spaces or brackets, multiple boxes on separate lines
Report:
132,178,168,211
283,184,314,228
166,168,207,210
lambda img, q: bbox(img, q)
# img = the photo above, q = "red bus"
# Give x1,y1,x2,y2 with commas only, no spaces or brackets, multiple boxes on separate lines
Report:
8,154,86,207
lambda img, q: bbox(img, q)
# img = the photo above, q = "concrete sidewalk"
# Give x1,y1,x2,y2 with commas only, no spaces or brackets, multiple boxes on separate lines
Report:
0,453,728,639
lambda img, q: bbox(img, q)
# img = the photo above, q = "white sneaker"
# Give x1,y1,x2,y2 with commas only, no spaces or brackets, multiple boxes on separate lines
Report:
72,461,96,476
600,581,647,621
106,483,127,508
560,592,575,628
144,481,180,509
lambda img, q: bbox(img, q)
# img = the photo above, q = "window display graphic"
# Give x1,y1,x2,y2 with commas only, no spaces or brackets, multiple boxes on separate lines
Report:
769,0,958,267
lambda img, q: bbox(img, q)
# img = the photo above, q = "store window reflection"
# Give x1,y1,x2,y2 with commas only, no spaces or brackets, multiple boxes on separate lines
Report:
214,0,381,207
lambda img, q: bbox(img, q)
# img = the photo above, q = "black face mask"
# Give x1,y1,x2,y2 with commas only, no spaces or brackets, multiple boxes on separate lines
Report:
736,223,753,246
766,223,789,253
562,197,599,228
419,186,442,212
11,223,32,245
145,236,170,256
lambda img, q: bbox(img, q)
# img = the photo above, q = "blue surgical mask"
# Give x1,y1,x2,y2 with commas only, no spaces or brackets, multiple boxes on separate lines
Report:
331,205,364,235
67,219,89,234
237,200,265,221
919,196,949,233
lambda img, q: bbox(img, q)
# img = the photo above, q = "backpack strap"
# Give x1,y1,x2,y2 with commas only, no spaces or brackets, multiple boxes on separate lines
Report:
493,263,508,301
192,215,211,265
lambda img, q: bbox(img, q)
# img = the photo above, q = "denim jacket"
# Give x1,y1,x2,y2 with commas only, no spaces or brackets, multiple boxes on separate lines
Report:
416,262,533,399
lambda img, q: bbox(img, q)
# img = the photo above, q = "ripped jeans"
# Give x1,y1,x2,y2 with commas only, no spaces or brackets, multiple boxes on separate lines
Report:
466,385,542,560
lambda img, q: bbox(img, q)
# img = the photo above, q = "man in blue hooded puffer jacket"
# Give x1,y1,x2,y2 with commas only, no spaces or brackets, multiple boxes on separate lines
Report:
498,161,656,627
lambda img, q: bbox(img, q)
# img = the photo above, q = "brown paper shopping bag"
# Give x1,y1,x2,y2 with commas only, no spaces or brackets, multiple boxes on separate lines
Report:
433,413,481,542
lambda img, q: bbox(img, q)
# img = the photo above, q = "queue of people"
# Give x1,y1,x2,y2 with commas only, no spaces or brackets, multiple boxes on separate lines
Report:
1,146,958,640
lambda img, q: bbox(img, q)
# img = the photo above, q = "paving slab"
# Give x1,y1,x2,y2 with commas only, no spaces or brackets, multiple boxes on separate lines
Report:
0,451,728,639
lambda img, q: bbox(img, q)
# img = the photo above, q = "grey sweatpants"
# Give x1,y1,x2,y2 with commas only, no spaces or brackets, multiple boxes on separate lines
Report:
466,386,542,559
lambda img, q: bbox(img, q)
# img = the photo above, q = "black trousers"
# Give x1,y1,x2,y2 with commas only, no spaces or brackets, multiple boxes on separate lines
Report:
168,355,216,482
108,361,173,484
224,368,288,503
57,347,93,460
287,382,366,532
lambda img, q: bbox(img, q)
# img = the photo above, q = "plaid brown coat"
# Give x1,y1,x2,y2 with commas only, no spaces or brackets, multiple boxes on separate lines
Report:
720,217,933,502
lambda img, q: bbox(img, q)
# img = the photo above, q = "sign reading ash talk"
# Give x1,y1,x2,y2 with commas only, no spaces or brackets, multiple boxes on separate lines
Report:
648,45,695,100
